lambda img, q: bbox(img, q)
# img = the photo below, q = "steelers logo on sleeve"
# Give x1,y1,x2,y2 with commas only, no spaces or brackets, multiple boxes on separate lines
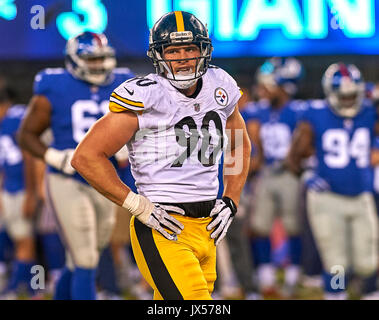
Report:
214,88,228,106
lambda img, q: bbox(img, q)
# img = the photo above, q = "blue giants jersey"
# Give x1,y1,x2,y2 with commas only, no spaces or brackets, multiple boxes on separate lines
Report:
33,67,134,183
301,99,376,196
0,105,26,193
244,100,307,165
117,163,137,194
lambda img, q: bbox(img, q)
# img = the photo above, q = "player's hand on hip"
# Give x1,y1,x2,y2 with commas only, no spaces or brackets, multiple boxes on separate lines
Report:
44,148,76,175
207,197,237,246
123,191,184,241
145,204,184,241
304,172,331,192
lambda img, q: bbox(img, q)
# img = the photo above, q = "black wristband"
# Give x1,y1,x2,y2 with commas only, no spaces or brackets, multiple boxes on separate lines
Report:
222,196,237,216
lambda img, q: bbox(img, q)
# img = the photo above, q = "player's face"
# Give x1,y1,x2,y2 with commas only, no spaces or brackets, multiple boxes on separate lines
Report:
338,93,358,110
256,83,271,100
84,56,106,75
260,83,281,101
163,44,201,75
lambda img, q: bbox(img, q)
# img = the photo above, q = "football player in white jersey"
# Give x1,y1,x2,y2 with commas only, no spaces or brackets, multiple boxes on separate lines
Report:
72,11,251,300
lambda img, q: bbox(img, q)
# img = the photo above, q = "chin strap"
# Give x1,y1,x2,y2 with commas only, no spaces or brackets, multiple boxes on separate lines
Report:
168,77,197,89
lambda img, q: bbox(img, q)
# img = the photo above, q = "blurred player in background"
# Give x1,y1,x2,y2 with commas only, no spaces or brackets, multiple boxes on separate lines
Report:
214,86,259,299
96,155,129,300
246,57,306,297
71,11,251,300
0,84,40,299
18,32,135,300
97,154,152,300
366,82,379,211
0,211,12,293
0,81,14,293
287,63,379,300
33,149,66,297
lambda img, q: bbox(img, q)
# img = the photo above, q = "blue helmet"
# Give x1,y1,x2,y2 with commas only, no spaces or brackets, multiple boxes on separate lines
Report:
256,57,304,96
322,63,365,118
65,32,116,85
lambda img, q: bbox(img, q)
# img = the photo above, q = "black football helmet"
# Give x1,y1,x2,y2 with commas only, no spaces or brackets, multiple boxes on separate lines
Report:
147,11,213,89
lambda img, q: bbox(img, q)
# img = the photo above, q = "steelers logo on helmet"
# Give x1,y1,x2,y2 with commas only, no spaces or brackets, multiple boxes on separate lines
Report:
147,11,213,90
214,87,228,106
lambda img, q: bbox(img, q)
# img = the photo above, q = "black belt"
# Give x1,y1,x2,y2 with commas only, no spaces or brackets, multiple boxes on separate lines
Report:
158,200,216,218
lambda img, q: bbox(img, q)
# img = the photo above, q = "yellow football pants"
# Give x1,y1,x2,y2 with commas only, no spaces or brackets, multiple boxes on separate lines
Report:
130,215,217,300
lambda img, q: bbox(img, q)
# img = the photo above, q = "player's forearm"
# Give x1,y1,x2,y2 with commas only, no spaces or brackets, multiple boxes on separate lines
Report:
71,151,129,206
223,133,251,207
286,122,314,174
285,149,303,175
18,95,51,159
17,130,47,159
34,159,46,199
286,136,313,175
22,151,37,196
371,149,379,166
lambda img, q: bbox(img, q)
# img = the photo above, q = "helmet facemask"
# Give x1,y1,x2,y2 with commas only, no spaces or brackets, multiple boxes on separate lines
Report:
323,72,365,118
65,36,116,86
148,30,212,89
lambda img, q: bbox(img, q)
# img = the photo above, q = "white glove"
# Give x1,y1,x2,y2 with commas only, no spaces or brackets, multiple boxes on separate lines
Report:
207,197,237,245
122,191,184,241
145,204,185,241
44,148,76,175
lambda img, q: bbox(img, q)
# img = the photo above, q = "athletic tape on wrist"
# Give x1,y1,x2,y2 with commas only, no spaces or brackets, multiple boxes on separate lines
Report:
122,191,154,224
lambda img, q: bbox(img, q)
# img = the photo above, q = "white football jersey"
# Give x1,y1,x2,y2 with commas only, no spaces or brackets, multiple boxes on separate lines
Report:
110,66,242,203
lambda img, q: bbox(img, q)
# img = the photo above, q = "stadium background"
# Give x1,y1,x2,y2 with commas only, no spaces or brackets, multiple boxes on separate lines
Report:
0,0,378,300
1,0,379,102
